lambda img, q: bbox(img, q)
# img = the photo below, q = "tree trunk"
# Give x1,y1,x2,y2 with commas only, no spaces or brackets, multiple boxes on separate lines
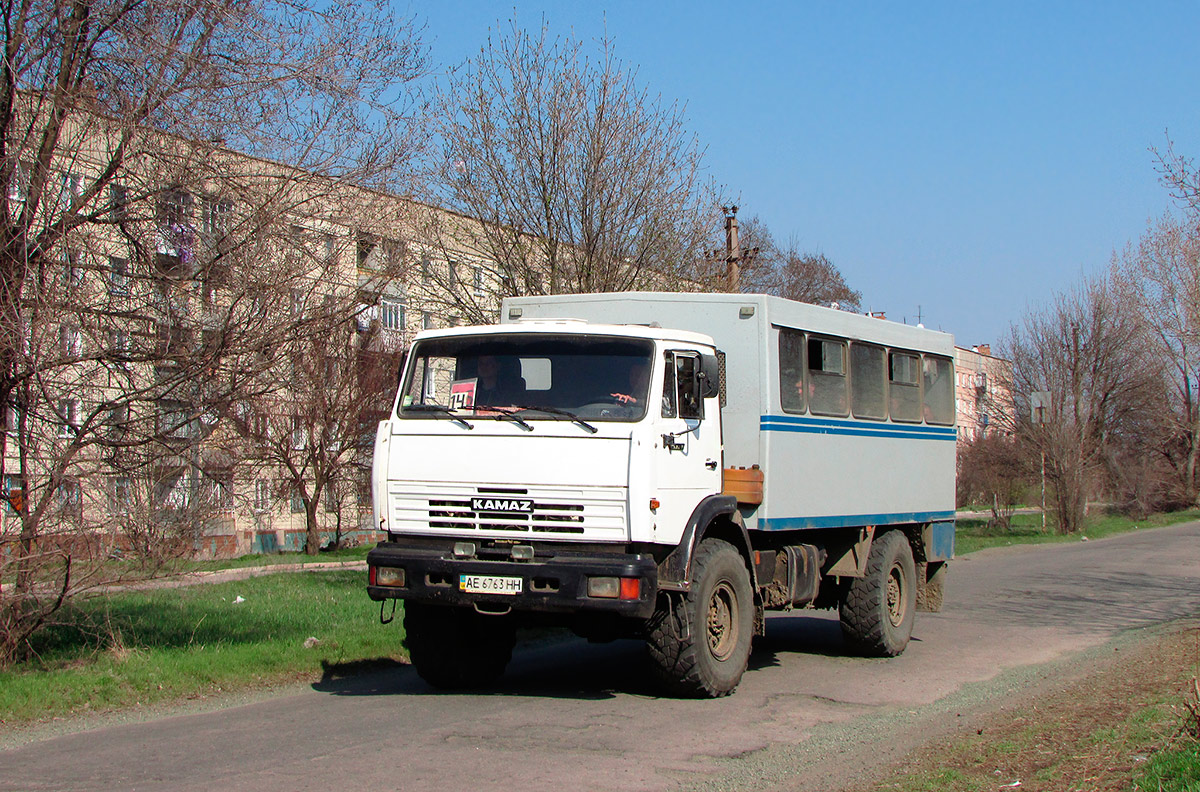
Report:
304,495,321,555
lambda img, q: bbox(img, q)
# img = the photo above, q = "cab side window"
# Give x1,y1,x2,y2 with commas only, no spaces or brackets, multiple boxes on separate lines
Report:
674,353,702,420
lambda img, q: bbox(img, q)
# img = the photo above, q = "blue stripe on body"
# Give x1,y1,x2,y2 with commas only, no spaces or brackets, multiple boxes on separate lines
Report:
760,414,957,441
757,511,957,531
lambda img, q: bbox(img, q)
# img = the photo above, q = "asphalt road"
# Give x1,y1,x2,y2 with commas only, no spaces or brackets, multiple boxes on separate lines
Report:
3,522,1200,792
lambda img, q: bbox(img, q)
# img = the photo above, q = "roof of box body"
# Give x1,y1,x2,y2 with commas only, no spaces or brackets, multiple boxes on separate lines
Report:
502,292,956,356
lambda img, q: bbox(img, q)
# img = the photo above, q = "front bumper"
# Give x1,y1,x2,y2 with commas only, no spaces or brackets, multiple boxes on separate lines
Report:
366,538,658,619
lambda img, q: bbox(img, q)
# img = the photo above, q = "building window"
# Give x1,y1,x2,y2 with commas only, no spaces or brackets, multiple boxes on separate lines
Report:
61,324,81,356
62,250,84,288
324,482,338,513
380,298,405,331
109,328,129,360
58,171,83,211
159,401,194,439
108,256,129,295
8,162,29,204
323,233,337,264
356,233,378,270
156,189,194,263
420,256,432,283
108,183,128,220
201,196,232,237
290,486,304,513
58,477,82,516
253,479,271,512
290,416,306,449
106,403,129,439
58,399,80,436
447,260,459,288
422,311,433,330
203,472,233,510
110,476,131,515
473,266,484,295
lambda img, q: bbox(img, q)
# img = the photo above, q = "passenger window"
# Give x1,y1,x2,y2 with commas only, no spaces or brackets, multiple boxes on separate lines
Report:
889,352,921,422
850,343,886,420
778,328,805,414
807,337,848,416
922,356,954,425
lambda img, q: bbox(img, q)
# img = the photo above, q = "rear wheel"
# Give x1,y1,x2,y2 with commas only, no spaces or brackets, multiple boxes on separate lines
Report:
403,602,516,689
647,538,754,697
839,530,916,656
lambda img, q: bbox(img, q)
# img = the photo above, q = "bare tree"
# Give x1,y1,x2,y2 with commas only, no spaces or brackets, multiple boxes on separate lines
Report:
734,215,861,309
1004,277,1159,533
231,315,402,555
0,0,428,666
424,21,719,323
955,435,1031,528
1111,212,1200,504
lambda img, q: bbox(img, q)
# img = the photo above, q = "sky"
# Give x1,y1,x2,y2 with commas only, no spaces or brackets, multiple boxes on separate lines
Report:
406,1,1200,348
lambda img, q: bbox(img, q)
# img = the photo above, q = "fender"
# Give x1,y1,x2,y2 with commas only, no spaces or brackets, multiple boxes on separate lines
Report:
657,494,755,592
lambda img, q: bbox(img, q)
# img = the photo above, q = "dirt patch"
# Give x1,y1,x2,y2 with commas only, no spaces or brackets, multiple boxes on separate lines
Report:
854,619,1200,791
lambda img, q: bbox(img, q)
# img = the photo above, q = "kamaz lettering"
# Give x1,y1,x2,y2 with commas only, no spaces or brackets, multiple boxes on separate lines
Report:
471,498,533,513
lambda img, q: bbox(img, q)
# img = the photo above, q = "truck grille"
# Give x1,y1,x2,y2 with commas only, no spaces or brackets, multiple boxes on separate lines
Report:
388,482,627,540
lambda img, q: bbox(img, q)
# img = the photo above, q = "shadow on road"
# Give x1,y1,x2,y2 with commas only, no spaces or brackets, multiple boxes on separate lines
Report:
312,611,853,700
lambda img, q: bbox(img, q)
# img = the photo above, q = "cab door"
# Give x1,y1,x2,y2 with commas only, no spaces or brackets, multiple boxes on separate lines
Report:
651,349,722,542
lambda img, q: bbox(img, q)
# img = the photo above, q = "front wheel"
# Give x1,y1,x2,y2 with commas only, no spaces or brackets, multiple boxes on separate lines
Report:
403,602,516,689
839,530,916,657
647,538,754,697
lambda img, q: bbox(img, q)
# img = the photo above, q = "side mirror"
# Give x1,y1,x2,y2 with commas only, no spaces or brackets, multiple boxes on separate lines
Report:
699,354,721,400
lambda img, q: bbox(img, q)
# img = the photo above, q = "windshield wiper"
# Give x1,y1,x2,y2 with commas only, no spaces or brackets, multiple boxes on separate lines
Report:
511,405,598,434
402,403,474,430
477,405,534,431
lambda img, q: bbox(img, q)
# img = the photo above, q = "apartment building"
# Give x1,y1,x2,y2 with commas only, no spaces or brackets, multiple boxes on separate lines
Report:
0,122,501,561
953,344,1014,444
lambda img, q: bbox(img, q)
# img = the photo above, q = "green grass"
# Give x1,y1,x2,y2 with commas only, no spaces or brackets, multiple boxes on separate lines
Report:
954,508,1200,555
1136,741,1200,791
0,570,404,727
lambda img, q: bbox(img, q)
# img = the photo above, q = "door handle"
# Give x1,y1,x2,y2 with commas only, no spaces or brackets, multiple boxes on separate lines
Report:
705,459,718,470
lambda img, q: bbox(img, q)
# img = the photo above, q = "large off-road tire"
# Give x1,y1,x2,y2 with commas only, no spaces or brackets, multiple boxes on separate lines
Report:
403,602,516,689
647,538,754,698
839,530,916,657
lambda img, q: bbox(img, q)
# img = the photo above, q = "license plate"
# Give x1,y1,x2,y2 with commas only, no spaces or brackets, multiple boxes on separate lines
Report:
459,574,522,595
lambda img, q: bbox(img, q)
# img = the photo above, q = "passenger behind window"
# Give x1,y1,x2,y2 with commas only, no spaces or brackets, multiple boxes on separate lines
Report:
473,355,527,406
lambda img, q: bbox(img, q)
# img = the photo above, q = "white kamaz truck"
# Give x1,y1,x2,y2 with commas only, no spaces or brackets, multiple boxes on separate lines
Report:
367,292,956,697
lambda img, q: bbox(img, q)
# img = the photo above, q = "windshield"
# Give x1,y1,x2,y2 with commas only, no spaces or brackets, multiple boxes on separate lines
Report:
399,334,656,422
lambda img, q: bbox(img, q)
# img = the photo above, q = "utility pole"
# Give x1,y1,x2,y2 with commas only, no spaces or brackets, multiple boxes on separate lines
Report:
724,205,741,292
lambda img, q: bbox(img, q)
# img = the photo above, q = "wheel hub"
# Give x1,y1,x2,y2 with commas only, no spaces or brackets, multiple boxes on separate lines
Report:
707,580,739,661
886,564,905,627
